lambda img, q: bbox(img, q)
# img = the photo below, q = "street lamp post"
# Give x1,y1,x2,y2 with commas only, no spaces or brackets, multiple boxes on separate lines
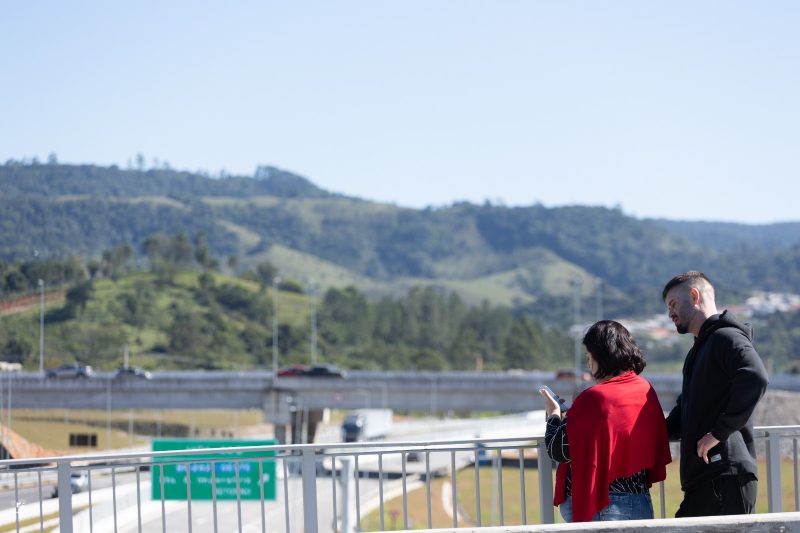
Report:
106,377,112,450
596,279,604,320
38,279,44,374
6,373,11,432
309,280,317,365
272,276,281,375
571,278,582,395
378,382,388,408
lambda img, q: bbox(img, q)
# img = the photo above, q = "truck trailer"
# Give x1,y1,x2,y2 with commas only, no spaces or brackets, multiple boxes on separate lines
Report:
341,408,393,442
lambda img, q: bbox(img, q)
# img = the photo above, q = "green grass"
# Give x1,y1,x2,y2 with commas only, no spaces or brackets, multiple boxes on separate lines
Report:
436,269,535,307
55,194,187,210
0,505,88,533
217,219,263,252
4,269,314,371
251,245,595,309
246,244,386,292
10,408,265,452
364,459,800,529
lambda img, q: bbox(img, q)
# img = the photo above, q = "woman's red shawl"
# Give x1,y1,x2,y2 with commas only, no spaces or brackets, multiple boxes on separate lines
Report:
553,371,671,522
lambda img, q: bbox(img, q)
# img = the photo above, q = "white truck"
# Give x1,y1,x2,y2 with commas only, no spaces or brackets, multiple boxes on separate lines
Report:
341,408,393,442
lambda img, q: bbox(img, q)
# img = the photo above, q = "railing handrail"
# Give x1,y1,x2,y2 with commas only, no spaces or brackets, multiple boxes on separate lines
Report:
0,423,797,531
1,423,798,469
0,434,542,469
754,425,800,433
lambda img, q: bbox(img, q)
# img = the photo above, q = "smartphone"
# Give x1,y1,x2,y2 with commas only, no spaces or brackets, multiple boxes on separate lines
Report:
539,385,569,411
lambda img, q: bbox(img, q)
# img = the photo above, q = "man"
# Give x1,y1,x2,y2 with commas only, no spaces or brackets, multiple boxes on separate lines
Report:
662,271,768,517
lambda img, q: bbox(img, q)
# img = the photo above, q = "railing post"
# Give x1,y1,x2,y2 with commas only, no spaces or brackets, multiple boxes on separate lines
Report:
57,461,74,533
340,458,354,533
537,440,555,524
766,432,782,513
301,448,319,533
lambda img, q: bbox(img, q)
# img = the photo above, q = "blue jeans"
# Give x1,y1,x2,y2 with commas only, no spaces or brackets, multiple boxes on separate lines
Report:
560,492,653,522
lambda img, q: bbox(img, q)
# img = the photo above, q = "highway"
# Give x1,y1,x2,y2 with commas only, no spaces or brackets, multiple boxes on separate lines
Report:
0,411,544,533
124,412,543,532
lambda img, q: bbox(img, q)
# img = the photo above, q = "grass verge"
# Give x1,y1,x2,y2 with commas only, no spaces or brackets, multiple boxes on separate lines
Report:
364,458,799,529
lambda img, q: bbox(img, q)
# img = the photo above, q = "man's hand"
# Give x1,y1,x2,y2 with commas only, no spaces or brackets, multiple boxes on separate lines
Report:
539,389,562,419
696,432,720,464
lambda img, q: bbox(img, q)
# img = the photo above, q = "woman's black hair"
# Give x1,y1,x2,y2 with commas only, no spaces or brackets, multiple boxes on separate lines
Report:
582,320,646,380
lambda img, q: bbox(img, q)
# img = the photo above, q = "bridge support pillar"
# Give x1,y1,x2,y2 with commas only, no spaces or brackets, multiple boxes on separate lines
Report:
274,424,288,444
290,407,324,444
264,390,293,444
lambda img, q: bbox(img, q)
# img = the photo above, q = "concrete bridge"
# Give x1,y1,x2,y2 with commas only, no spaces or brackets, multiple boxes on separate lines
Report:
1,369,686,411
1,370,687,443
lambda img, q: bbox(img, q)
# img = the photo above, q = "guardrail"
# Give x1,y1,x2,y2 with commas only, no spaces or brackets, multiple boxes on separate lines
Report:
0,425,797,532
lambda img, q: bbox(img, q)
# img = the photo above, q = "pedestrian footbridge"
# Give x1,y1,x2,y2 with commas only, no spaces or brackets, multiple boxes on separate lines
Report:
0,424,797,532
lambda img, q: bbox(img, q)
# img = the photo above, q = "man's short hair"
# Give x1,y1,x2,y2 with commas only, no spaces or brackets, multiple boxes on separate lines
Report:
662,271,713,301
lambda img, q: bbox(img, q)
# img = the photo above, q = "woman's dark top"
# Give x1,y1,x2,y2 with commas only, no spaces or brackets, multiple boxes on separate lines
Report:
545,415,648,496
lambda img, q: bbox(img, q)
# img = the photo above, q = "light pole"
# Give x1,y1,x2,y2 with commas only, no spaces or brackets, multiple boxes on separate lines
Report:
106,377,112,450
429,374,437,416
378,382,388,408
272,276,281,375
596,279,604,320
0,376,3,459
38,279,44,374
571,278,582,395
309,280,317,365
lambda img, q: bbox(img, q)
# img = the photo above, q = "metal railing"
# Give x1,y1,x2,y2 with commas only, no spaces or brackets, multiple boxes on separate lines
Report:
0,425,797,532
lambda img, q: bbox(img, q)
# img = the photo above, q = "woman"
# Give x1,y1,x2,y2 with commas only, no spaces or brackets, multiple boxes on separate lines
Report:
540,320,671,522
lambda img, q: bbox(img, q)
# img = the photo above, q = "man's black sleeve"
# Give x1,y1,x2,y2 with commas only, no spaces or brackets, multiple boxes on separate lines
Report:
665,394,682,440
710,331,769,442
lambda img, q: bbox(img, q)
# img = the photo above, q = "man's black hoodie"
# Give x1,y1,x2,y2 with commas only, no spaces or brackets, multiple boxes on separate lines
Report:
665,310,769,491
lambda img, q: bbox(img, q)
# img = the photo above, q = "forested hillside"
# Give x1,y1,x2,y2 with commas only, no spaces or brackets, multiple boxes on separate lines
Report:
1,160,799,325
0,242,571,372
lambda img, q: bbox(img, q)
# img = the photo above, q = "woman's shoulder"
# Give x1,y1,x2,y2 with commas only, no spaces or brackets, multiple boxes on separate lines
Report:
573,373,652,406
572,385,605,409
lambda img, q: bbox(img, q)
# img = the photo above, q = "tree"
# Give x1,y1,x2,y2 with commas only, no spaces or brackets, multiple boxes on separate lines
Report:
168,309,212,363
504,316,539,369
410,348,449,371
320,286,370,346
4,270,26,293
170,233,193,266
255,261,277,288
193,232,217,270
101,244,133,279
0,337,32,364
65,281,94,314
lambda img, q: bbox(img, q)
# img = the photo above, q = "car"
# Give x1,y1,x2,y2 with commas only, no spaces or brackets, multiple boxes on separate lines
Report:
555,368,592,382
46,363,94,379
114,366,153,380
276,364,309,377
475,444,492,466
51,471,89,497
301,364,347,378
406,451,422,462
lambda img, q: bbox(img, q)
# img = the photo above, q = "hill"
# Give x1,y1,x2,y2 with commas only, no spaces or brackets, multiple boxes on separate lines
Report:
1,161,799,321
652,219,800,253
0,268,572,373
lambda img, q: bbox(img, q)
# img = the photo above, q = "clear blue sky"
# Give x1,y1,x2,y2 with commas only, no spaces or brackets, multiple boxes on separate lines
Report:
2,1,798,223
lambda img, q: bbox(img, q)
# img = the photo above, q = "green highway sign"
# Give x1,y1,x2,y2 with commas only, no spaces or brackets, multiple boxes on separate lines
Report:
151,439,277,501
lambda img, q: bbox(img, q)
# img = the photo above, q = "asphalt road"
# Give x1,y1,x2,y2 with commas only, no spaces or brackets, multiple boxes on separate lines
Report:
0,412,545,532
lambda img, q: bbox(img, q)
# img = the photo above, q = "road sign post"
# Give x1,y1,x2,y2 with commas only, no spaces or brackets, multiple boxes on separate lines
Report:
152,439,277,500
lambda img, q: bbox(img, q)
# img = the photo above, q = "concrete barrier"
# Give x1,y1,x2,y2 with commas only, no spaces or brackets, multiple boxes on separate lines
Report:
402,512,800,532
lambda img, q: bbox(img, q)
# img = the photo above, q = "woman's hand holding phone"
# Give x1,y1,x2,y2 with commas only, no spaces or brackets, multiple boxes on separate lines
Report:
539,386,564,419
